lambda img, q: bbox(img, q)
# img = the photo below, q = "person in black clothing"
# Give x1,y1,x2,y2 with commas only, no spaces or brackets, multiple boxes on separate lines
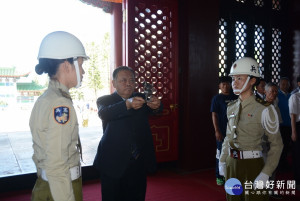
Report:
93,66,163,201
254,78,266,99
291,75,300,95
210,76,238,185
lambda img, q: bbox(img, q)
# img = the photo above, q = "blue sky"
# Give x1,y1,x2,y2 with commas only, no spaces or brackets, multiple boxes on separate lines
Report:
0,0,110,72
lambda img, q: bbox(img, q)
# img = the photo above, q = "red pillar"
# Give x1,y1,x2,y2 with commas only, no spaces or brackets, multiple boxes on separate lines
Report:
110,3,122,93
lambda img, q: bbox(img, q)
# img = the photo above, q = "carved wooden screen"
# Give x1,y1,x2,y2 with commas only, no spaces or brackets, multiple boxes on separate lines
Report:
123,0,178,162
219,0,286,84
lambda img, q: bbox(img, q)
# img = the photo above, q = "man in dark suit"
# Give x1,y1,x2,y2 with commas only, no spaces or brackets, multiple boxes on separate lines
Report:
254,78,266,99
93,66,162,201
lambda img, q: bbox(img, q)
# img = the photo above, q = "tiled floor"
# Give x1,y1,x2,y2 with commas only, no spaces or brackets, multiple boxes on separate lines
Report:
0,126,103,178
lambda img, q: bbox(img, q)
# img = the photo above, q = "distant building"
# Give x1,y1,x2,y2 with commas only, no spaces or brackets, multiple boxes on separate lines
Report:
0,67,45,108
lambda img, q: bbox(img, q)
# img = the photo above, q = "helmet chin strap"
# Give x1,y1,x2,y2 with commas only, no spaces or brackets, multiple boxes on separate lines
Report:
74,58,81,88
233,76,250,95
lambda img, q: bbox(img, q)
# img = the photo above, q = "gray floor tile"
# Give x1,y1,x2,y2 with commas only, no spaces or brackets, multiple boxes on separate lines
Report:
0,149,14,160
18,158,36,174
0,155,21,177
0,135,11,151
14,148,34,160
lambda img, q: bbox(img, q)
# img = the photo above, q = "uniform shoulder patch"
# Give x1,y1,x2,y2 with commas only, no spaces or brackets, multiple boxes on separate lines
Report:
255,97,271,106
54,106,70,124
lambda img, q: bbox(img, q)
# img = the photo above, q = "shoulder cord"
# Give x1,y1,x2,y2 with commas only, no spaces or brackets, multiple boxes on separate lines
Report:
261,104,279,134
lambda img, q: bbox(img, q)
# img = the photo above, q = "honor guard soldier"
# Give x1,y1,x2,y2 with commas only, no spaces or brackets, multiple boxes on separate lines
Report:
30,31,89,201
219,57,283,201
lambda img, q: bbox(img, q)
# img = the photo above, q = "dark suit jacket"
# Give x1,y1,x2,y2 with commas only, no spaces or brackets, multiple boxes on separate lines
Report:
93,92,163,178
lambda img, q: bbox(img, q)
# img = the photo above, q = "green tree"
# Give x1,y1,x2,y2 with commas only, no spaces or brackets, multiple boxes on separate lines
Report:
70,89,84,101
71,33,111,102
99,32,111,91
85,41,103,100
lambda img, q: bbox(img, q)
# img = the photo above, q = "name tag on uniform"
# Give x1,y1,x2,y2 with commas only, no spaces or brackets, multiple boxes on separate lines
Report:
54,106,70,124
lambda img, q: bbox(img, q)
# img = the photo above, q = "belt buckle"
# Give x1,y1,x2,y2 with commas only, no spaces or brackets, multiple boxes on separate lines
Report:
231,149,240,159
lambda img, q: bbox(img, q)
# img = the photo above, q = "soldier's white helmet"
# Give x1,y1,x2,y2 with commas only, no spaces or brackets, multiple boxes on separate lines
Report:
38,31,89,88
38,31,89,60
229,57,261,95
229,57,261,78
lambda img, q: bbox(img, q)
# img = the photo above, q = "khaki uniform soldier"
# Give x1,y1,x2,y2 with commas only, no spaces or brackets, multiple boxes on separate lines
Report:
219,57,283,201
30,31,89,201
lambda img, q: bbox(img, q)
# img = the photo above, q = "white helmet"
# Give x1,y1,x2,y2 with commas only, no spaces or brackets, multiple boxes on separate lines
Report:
38,31,89,60
229,57,261,78
229,57,261,95
38,31,89,88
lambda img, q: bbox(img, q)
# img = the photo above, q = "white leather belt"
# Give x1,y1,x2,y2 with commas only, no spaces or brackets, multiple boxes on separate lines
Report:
40,166,81,181
230,148,262,159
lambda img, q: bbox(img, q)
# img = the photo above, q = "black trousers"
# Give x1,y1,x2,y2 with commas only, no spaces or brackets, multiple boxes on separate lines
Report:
292,122,300,183
100,157,147,201
278,125,292,170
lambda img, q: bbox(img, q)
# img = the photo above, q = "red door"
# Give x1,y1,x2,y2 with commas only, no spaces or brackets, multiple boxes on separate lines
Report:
122,0,179,162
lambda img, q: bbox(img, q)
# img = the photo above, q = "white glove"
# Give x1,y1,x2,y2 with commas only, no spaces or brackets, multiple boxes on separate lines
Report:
219,162,226,176
253,172,269,189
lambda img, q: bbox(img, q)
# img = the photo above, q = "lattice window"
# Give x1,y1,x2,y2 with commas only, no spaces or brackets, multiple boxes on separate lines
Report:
272,0,281,10
220,0,285,84
254,0,264,7
293,31,300,84
218,18,228,77
134,5,173,100
271,28,282,83
235,21,247,60
254,25,265,78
